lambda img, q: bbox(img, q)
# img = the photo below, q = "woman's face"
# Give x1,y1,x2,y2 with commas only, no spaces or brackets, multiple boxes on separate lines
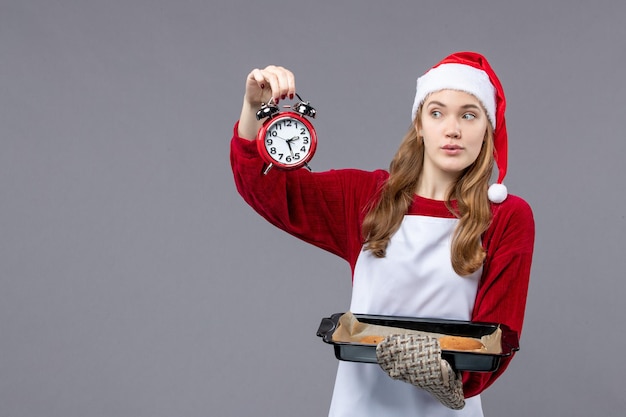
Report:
418,89,489,181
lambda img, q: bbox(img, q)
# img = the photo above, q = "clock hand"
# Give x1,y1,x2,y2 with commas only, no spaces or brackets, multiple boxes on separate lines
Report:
286,140,295,158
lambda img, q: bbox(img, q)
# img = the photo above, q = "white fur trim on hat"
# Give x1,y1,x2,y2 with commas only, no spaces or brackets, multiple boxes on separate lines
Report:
411,63,497,128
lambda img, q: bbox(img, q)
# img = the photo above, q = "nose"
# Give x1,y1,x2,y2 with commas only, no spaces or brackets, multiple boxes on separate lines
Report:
445,118,461,139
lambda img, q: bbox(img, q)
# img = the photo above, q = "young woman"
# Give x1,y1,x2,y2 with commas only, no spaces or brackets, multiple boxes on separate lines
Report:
230,52,535,416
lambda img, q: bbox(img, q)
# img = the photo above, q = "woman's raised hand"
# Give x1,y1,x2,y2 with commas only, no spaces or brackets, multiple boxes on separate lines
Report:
238,65,296,140
244,65,296,107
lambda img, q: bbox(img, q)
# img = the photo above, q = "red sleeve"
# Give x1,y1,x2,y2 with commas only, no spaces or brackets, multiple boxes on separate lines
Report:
462,195,535,397
230,123,385,267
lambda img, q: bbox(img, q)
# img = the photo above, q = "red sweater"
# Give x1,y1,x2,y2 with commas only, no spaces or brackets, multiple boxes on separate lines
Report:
230,124,535,397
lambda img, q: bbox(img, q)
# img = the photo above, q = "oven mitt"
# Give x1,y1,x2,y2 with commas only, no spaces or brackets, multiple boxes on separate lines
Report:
376,334,465,410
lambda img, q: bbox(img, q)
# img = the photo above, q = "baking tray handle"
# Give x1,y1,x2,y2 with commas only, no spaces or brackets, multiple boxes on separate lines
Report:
316,316,337,339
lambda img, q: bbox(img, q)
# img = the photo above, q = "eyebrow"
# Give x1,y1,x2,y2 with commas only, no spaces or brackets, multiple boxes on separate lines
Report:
426,101,482,111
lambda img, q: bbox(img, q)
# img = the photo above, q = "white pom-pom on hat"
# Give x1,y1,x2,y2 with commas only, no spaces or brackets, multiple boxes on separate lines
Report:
488,183,508,204
412,52,509,203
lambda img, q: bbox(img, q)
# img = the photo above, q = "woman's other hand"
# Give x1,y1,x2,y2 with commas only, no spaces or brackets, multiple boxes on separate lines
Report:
238,66,295,140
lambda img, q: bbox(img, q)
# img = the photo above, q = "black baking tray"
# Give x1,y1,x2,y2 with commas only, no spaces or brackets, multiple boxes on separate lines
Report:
316,313,519,372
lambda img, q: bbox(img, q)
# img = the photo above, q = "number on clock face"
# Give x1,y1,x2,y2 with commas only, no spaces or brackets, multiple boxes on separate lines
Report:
264,118,312,166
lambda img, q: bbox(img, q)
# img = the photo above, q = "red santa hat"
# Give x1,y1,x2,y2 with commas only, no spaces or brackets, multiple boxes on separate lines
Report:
411,51,508,203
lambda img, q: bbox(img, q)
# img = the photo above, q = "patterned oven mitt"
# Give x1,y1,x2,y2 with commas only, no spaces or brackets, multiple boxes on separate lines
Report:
376,334,465,410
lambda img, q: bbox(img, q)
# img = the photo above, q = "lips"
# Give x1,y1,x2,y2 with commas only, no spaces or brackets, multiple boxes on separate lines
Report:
441,144,464,155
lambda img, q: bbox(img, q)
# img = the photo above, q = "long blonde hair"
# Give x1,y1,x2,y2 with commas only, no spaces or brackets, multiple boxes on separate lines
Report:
362,106,495,276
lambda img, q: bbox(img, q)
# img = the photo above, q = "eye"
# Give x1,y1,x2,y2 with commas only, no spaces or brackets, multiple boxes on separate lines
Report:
462,113,476,120
430,110,442,118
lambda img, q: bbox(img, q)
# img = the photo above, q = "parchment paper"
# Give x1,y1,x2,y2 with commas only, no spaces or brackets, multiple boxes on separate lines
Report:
331,312,502,354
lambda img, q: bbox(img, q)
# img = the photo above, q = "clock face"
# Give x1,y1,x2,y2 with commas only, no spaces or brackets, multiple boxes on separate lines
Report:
260,113,317,169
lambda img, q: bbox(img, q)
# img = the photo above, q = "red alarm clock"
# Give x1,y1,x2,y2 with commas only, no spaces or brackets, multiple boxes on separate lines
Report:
255,95,317,174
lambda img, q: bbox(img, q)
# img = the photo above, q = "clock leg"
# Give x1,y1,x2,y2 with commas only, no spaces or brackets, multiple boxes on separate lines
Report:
262,163,274,175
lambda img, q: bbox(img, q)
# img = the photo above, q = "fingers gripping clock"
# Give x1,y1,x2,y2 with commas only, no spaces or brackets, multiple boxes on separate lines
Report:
255,94,318,175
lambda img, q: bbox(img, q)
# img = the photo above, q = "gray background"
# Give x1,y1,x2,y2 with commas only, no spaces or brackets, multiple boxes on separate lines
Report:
2,0,625,416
